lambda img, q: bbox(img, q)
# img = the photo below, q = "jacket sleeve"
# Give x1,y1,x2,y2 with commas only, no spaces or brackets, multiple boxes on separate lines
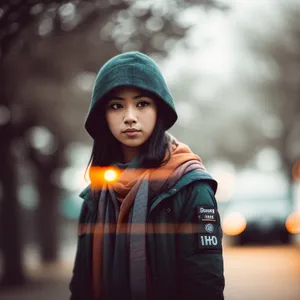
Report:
175,180,225,300
69,200,93,300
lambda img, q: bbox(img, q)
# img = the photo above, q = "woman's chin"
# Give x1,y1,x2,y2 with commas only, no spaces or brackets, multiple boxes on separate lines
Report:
118,136,146,148
122,141,143,148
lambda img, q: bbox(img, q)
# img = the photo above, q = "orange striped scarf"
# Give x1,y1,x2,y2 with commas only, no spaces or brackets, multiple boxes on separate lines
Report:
92,139,206,299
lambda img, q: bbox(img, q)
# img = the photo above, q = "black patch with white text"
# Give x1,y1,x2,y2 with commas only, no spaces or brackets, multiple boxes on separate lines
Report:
195,206,222,253
196,206,217,222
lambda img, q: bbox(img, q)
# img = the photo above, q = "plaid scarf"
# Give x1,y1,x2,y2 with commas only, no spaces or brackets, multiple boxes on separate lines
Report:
91,139,206,300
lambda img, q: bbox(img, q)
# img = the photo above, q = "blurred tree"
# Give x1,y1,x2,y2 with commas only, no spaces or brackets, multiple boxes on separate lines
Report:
237,1,300,198
0,63,26,287
169,69,265,167
167,1,300,198
0,0,226,287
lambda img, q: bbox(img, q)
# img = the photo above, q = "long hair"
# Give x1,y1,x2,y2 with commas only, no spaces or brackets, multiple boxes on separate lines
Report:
84,96,172,182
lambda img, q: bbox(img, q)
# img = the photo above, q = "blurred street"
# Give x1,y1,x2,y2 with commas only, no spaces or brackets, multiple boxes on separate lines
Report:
1,240,300,300
224,243,300,300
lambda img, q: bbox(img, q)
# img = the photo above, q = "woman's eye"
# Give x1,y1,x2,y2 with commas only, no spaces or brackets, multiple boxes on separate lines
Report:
137,101,150,108
110,103,122,109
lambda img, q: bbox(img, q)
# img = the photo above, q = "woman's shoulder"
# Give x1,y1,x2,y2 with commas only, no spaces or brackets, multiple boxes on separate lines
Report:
78,185,96,213
172,173,219,210
79,185,91,200
174,169,218,196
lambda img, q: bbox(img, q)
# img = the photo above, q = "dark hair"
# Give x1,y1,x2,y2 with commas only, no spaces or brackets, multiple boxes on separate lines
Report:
84,96,172,181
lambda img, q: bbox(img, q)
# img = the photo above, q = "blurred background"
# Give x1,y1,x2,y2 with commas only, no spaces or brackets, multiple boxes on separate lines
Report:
0,0,300,299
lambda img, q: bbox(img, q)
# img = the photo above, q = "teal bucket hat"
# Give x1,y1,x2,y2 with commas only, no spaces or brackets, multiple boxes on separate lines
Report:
84,51,178,138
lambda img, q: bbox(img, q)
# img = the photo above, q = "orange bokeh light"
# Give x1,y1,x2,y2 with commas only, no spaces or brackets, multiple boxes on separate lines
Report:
104,169,118,182
285,212,300,234
89,167,120,187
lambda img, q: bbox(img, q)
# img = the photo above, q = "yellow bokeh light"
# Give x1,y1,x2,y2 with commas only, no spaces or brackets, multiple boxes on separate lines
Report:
104,169,118,182
222,212,247,236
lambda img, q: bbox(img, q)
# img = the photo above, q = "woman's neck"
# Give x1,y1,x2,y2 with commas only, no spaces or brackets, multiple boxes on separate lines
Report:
122,145,139,163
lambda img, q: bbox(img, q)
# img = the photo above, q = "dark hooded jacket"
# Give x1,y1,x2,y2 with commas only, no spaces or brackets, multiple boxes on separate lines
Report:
69,52,225,299
69,170,225,300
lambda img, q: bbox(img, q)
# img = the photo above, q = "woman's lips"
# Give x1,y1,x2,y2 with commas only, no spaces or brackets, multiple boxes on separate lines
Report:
124,130,141,137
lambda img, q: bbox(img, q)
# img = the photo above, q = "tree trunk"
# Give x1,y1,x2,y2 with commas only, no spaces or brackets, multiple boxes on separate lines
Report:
28,145,65,263
0,71,26,287
36,177,60,262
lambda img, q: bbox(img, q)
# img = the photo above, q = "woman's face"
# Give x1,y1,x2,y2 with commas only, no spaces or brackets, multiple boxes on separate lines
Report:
105,86,158,162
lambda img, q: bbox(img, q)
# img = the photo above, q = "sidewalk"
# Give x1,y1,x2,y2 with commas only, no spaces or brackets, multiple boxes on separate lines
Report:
0,244,76,300
0,277,70,300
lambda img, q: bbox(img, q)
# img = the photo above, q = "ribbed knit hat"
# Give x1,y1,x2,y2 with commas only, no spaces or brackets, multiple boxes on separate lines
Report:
85,51,178,138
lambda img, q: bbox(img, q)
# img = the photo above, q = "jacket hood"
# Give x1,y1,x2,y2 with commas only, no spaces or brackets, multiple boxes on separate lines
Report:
85,51,178,138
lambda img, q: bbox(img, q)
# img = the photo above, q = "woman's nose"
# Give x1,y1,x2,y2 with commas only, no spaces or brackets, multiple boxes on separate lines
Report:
124,107,137,125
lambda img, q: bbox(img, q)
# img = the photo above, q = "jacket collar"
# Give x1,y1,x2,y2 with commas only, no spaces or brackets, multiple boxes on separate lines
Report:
148,169,217,216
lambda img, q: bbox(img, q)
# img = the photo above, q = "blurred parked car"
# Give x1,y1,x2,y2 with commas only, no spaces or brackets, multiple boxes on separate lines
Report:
221,170,300,245
222,195,300,244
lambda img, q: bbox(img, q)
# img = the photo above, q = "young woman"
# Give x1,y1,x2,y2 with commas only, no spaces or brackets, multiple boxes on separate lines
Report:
69,52,225,300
